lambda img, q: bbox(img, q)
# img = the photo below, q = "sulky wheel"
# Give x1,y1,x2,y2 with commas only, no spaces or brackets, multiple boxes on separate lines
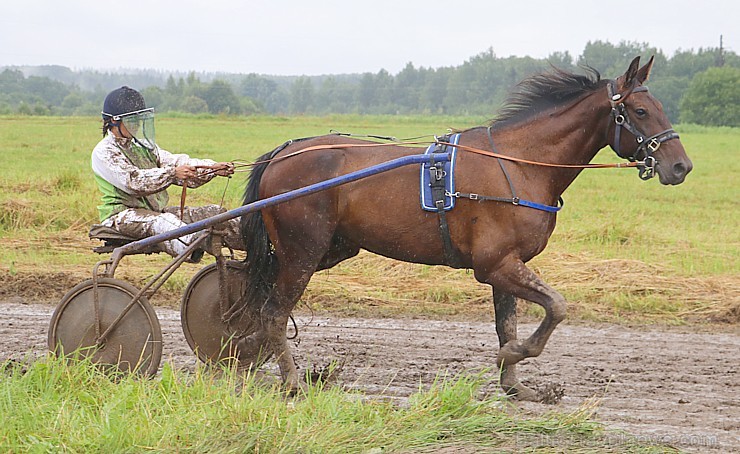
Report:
48,278,162,377
181,261,271,369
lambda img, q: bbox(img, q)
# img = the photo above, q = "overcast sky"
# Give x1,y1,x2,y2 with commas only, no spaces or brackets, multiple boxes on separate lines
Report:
0,0,735,76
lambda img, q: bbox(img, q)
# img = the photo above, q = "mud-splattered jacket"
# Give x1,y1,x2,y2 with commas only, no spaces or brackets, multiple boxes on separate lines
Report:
91,133,217,221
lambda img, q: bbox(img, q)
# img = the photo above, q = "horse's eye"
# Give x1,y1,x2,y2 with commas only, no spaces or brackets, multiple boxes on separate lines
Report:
635,108,647,117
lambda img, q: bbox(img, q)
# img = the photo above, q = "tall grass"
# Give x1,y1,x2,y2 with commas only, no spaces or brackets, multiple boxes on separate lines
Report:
0,356,646,452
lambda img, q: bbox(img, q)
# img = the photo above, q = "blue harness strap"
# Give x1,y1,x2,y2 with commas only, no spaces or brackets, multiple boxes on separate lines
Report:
419,132,562,214
516,198,563,213
420,134,460,212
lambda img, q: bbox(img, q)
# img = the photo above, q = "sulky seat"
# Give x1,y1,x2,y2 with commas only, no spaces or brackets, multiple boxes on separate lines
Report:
88,224,167,255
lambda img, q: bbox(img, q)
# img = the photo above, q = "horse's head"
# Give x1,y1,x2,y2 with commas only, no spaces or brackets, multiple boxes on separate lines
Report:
607,56,693,185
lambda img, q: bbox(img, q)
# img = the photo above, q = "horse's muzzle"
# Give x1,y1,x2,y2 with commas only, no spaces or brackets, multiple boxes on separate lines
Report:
657,157,693,185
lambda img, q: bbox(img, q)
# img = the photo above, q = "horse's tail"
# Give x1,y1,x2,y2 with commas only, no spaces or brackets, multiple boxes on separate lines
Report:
239,138,314,312
240,150,280,312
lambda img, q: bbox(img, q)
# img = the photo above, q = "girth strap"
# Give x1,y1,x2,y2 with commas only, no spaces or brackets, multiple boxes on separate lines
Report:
448,191,564,213
428,150,463,269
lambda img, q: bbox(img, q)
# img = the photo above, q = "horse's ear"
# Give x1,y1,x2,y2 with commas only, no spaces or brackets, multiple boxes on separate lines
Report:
617,56,642,89
636,55,655,85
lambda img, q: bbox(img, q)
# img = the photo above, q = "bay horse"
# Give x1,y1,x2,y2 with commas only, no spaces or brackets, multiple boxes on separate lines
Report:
237,56,692,399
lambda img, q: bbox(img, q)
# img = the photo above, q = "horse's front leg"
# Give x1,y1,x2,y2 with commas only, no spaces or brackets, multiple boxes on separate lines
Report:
479,258,567,397
493,288,536,400
496,259,567,363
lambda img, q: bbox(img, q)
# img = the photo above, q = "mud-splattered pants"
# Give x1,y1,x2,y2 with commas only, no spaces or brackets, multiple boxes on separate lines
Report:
101,205,244,257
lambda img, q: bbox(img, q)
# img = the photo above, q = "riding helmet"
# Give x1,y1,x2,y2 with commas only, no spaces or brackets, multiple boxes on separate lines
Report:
102,86,147,119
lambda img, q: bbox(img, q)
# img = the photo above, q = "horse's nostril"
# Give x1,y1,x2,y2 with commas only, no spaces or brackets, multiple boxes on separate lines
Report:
673,162,687,176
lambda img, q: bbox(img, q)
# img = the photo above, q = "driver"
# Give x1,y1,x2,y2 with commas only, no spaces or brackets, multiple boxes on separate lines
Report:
91,86,243,260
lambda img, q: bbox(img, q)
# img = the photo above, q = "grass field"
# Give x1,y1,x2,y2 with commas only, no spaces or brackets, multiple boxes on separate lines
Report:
1,115,735,452
0,115,738,323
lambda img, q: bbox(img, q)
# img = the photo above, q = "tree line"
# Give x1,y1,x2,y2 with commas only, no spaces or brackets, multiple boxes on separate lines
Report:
1,40,738,126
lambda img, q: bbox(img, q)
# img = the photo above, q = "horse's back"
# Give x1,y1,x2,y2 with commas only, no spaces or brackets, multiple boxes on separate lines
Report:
264,134,420,180
261,134,426,205
259,135,447,264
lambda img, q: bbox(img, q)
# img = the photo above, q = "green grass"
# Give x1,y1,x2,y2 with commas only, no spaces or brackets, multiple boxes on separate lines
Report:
1,356,671,453
0,115,737,322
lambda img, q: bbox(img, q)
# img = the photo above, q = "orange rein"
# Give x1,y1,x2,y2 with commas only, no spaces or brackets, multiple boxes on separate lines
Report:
438,141,640,169
231,139,640,171
180,138,639,213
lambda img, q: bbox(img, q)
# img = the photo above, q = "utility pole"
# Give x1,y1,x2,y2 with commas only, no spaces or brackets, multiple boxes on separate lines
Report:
716,35,725,67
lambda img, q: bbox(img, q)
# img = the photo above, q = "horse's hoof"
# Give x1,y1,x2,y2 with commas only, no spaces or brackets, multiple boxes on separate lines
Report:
283,379,306,397
503,382,538,401
233,330,271,367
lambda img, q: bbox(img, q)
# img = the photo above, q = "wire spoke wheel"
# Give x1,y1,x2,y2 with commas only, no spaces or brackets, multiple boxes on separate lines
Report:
47,278,162,377
181,262,271,369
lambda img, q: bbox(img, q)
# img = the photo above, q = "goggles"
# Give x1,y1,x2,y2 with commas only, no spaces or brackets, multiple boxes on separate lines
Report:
104,108,157,150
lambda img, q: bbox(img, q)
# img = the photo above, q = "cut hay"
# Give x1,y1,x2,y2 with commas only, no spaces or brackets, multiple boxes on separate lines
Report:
1,236,737,324
305,251,739,323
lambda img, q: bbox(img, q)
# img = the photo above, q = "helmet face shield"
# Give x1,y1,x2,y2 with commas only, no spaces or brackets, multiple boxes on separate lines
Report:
120,109,156,149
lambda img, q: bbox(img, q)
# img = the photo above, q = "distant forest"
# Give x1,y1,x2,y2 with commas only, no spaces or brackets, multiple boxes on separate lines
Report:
1,40,738,126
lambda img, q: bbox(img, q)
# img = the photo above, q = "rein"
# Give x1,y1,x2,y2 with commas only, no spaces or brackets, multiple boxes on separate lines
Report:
228,139,644,172
181,134,639,215
436,140,641,169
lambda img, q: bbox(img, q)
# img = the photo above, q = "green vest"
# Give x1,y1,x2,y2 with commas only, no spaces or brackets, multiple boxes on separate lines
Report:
95,144,170,221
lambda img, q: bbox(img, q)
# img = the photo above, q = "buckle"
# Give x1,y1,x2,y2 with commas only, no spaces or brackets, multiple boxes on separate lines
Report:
430,166,446,181
647,138,661,152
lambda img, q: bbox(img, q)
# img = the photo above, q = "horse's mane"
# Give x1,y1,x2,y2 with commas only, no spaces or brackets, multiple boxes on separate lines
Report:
492,65,606,125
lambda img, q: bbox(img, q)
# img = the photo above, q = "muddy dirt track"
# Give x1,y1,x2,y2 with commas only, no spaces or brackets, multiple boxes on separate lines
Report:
2,299,738,452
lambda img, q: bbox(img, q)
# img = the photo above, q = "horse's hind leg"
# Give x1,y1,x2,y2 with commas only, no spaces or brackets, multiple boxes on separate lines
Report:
257,260,316,393
233,243,307,392
493,288,536,400
260,207,340,393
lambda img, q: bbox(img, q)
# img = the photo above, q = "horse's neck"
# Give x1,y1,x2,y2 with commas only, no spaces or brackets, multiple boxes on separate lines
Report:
496,95,611,196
